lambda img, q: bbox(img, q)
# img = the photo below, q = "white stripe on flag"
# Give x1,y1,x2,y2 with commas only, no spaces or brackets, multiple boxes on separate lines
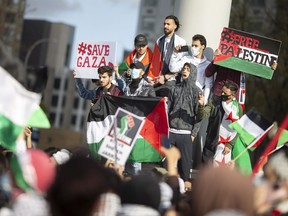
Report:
247,124,274,148
0,66,41,126
238,114,266,138
87,115,114,144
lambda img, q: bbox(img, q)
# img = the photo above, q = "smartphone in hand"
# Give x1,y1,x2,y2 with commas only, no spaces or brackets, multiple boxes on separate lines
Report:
179,45,189,52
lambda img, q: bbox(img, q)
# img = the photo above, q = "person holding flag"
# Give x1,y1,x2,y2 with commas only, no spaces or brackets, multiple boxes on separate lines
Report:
199,81,242,166
118,34,153,79
147,15,187,97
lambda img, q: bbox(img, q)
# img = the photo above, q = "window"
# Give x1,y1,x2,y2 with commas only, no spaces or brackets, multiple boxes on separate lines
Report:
51,95,58,107
82,101,87,110
73,97,79,109
81,116,85,128
142,16,155,31
50,112,56,125
62,96,66,107
144,0,157,6
71,115,76,125
54,78,61,89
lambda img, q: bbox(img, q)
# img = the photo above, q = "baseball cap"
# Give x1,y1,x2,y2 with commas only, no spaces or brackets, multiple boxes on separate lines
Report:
130,61,145,71
134,34,148,46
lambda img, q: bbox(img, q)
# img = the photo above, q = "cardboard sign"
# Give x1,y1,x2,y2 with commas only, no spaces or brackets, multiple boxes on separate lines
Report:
75,41,117,79
214,27,281,79
98,107,144,165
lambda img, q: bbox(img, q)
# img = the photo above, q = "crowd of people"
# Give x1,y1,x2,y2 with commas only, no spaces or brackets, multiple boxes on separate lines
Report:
0,14,287,216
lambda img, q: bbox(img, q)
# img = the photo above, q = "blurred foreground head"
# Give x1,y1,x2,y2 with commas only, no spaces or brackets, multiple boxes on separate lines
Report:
191,166,255,216
47,156,109,216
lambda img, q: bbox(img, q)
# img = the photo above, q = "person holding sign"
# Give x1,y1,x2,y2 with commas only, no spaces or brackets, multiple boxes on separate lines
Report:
92,66,123,104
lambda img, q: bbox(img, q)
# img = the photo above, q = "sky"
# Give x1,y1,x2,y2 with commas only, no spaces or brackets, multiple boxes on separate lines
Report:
24,0,141,67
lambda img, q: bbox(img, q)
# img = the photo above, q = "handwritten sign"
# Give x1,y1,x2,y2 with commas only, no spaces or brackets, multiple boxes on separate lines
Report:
74,41,116,79
214,27,281,79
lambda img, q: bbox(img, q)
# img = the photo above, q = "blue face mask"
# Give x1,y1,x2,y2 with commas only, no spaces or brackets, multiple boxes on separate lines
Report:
130,68,142,79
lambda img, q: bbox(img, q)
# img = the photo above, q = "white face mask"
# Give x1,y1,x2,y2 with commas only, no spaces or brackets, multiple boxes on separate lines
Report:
130,68,142,79
191,46,200,57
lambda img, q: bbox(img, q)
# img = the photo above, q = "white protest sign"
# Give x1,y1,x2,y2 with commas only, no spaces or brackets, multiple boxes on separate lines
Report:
98,107,144,166
74,41,117,79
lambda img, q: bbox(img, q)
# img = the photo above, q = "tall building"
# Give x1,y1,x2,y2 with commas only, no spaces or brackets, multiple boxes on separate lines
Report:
20,20,91,149
0,0,25,56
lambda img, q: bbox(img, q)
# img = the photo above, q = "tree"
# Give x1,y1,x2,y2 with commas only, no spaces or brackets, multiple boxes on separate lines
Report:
229,0,288,123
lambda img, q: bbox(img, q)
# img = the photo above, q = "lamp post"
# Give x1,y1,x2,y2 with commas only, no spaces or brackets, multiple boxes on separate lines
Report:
24,38,56,71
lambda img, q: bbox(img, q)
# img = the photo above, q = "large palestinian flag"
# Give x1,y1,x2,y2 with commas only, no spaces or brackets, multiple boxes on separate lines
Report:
87,95,168,162
214,27,281,80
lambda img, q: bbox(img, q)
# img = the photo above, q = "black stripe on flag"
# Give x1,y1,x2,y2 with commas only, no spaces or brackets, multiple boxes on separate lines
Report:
246,107,272,131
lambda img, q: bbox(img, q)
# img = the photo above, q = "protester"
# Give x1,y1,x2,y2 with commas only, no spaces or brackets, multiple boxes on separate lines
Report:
123,62,155,97
191,166,255,216
117,172,161,216
147,15,188,97
170,34,213,105
199,81,242,166
47,156,110,216
73,70,100,100
167,63,201,189
170,34,213,169
118,34,153,78
92,66,123,105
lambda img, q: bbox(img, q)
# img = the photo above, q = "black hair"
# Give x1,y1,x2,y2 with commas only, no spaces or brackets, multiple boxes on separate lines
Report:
98,66,113,77
192,34,207,49
224,81,239,94
91,79,99,83
165,15,180,31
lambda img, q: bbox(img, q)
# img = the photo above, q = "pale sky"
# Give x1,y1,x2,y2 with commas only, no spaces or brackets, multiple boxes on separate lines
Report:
24,0,141,67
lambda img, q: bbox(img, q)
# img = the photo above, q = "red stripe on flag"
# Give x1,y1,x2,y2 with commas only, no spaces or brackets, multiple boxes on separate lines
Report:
139,98,168,156
147,43,162,79
253,115,288,175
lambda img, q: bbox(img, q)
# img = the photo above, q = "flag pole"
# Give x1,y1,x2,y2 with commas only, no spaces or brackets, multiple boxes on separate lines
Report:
253,116,288,174
233,124,274,162
113,117,118,169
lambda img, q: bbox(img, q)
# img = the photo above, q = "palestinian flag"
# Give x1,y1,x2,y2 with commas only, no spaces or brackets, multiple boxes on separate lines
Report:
147,41,162,80
214,27,281,80
229,107,273,149
275,129,288,150
0,66,41,151
87,95,168,162
253,115,288,174
118,48,153,75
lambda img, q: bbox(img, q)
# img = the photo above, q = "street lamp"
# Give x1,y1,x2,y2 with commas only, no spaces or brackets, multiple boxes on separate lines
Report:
24,38,57,71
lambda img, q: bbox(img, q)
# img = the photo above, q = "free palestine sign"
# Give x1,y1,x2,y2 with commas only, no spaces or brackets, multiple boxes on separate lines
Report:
214,27,281,79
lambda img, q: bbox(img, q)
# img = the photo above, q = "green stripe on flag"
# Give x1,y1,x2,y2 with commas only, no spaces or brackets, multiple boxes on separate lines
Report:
277,129,288,148
0,115,22,151
215,58,274,80
128,137,162,162
27,106,51,128
88,140,103,161
10,154,30,192
229,121,256,146
232,137,252,175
